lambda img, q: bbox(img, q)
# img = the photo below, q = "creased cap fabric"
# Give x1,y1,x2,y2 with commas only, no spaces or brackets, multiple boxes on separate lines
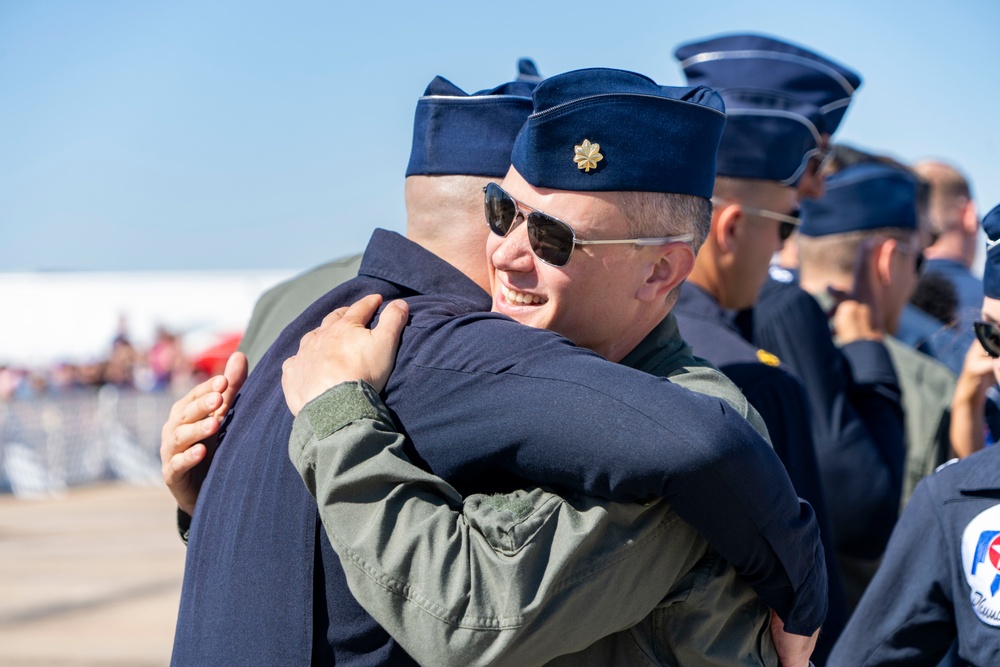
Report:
714,89,824,184
799,163,918,237
983,204,1000,298
406,60,541,178
511,67,726,197
675,33,861,136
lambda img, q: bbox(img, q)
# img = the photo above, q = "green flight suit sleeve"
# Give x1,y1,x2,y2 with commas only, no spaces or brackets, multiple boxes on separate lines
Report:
290,381,776,667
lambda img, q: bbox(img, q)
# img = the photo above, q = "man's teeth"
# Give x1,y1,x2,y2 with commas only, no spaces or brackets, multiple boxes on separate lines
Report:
502,284,548,305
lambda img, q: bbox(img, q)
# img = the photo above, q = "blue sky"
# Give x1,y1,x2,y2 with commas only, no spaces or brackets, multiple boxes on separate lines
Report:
2,0,998,272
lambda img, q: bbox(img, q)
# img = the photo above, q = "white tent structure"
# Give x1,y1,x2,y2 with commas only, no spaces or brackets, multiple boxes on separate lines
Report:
0,270,297,369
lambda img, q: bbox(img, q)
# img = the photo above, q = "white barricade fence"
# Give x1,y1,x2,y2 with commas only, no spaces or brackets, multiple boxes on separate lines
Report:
0,387,179,497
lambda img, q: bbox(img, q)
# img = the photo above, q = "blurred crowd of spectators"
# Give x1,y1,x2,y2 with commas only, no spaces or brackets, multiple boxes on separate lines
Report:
0,326,232,401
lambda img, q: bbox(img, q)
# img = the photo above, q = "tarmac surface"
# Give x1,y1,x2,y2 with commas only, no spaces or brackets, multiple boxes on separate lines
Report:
0,483,184,667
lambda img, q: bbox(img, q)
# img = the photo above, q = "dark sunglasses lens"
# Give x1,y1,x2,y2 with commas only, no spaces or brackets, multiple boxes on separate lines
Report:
484,184,517,236
527,213,574,266
780,209,801,242
975,321,1000,358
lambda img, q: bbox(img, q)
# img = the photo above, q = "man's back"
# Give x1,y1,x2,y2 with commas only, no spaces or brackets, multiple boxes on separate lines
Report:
239,253,364,371
173,231,470,665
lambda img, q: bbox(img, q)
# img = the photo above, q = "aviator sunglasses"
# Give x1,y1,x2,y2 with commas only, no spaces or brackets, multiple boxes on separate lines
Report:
484,182,694,267
974,320,1000,358
710,198,800,242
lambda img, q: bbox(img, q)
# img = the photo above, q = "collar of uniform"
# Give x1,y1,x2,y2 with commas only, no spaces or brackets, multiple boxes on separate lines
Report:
619,311,697,377
675,282,745,333
358,229,492,311
955,449,1000,496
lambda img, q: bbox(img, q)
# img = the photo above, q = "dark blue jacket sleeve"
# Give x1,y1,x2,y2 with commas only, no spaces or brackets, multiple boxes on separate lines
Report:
384,303,827,634
828,478,956,665
724,363,848,657
753,284,905,559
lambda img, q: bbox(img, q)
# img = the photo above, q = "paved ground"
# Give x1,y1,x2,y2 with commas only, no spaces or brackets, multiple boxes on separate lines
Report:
0,483,184,667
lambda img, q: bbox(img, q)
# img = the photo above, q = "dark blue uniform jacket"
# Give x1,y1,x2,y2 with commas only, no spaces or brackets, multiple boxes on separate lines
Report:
172,230,825,666
675,282,848,659
751,277,905,560
830,447,1000,666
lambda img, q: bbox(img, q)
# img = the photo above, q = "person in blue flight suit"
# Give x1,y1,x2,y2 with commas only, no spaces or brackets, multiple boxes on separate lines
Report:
829,206,1000,665
770,163,932,612
950,206,1000,460
165,69,826,665
674,32,863,271
670,35,849,659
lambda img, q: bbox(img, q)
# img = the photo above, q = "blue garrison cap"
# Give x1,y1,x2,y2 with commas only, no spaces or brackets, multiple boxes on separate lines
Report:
510,68,726,197
517,58,543,84
799,163,918,237
675,33,861,136
714,89,824,184
983,204,1000,298
406,63,540,178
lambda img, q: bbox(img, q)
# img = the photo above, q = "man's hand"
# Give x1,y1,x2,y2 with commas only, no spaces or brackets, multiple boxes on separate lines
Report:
160,351,247,515
950,338,997,457
282,294,409,416
770,611,817,667
829,238,885,343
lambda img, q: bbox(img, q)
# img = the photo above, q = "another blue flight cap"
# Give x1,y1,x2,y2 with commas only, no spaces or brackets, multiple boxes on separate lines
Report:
983,204,1000,298
675,33,862,136
517,58,543,84
510,67,725,197
406,59,541,178
799,162,918,237
711,89,825,184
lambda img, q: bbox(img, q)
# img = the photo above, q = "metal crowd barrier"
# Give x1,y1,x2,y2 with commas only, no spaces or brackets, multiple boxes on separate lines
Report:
0,386,177,497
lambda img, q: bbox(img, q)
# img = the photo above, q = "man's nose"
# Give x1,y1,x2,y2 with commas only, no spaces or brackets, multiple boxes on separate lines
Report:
491,217,536,271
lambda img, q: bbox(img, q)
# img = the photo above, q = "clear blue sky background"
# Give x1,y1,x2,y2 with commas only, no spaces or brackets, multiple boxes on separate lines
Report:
2,0,998,272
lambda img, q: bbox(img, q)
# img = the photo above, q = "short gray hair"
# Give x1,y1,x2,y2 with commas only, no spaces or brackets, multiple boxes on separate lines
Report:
614,192,711,253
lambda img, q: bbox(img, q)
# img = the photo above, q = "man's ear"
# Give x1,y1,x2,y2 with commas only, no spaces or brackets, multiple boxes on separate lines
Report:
635,243,696,302
874,238,896,286
714,203,743,254
962,199,979,236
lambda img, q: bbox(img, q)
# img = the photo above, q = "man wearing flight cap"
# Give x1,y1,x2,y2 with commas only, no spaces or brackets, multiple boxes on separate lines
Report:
667,59,849,657
785,162,937,610
278,67,826,665
233,59,544,372
167,72,539,665
675,32,862,208
829,206,1000,665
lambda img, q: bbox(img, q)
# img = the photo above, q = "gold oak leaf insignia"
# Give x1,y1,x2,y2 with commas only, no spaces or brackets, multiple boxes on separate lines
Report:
573,139,603,172
756,349,781,367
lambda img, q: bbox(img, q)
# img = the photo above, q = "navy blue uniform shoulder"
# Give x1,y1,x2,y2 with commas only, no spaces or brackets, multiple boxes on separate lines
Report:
830,447,1000,666
676,283,848,656
172,229,480,667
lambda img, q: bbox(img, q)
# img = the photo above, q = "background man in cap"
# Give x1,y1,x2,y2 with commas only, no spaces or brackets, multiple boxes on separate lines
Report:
166,73,536,665
806,145,958,507
234,59,544,372
790,161,947,607
666,74,848,659
675,33,862,212
829,205,1000,665
279,67,825,665
165,69,824,665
